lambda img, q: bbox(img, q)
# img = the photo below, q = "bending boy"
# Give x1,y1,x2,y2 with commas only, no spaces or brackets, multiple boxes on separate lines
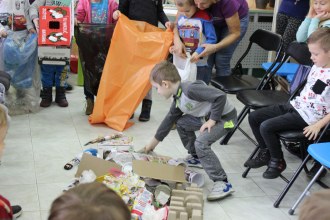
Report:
143,61,237,201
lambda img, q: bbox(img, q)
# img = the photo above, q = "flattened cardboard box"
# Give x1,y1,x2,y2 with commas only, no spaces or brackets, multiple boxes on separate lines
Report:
76,153,187,183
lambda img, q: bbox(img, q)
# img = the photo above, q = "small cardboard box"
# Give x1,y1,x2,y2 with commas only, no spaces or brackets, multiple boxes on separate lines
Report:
38,46,70,65
38,6,71,46
76,153,187,183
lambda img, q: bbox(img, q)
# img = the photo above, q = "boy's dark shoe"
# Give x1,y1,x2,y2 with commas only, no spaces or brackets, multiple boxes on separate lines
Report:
12,205,22,218
139,99,152,122
40,87,52,107
263,158,287,179
307,161,327,180
244,148,270,168
55,87,68,107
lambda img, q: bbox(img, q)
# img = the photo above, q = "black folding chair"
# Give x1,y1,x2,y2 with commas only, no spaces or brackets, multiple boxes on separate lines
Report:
221,42,313,146
274,123,330,213
211,29,283,94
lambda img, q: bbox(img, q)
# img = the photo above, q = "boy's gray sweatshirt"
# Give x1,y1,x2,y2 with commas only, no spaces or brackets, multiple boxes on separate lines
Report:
154,80,235,142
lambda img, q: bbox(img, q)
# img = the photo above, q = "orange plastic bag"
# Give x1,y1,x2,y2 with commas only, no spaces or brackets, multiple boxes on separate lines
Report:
89,14,173,131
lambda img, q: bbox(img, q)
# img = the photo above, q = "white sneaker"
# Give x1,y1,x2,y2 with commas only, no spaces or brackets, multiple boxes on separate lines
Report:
207,181,234,201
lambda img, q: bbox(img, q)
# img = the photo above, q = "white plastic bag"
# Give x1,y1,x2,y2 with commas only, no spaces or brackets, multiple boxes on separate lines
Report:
173,53,197,82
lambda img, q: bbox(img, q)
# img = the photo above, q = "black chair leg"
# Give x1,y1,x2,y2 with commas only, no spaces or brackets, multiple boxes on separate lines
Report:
221,106,250,145
274,154,311,208
242,146,259,178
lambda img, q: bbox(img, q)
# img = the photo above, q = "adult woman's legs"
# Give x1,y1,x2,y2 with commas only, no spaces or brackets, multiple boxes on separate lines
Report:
208,15,249,77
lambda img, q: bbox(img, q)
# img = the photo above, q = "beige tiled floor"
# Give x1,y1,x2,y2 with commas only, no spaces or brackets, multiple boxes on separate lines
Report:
0,75,329,220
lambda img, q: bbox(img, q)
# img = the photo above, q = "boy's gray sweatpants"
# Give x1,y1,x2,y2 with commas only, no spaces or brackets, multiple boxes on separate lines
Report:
176,109,237,182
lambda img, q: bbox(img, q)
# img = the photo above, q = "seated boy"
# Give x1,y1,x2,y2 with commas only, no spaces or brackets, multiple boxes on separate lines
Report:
142,61,237,201
245,28,330,179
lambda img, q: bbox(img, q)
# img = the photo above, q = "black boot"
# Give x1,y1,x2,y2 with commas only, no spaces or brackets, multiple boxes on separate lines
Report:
55,87,68,107
40,87,53,107
263,158,287,179
244,148,270,168
139,99,152,122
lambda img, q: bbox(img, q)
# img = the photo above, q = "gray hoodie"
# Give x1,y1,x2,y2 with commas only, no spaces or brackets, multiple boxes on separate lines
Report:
154,80,236,142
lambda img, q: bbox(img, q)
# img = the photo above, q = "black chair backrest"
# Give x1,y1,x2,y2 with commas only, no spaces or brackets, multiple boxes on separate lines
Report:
232,29,283,76
285,42,313,66
260,42,313,90
250,29,283,52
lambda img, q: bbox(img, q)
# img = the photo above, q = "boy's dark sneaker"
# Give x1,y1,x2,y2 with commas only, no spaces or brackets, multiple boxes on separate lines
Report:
12,205,22,218
263,158,286,179
244,148,270,168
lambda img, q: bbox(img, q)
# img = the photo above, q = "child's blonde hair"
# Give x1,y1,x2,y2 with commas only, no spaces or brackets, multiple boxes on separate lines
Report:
48,182,131,220
307,28,330,52
175,0,195,7
150,61,181,85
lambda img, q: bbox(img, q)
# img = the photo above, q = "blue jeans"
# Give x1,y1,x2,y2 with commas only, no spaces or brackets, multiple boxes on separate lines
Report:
197,66,212,85
208,14,249,77
41,64,65,87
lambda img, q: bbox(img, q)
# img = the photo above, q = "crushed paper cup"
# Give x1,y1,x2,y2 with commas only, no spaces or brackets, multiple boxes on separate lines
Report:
185,169,205,187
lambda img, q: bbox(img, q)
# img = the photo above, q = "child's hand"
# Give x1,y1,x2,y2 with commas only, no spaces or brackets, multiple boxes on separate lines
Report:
303,123,322,140
190,52,199,63
316,12,330,21
113,10,120,20
140,144,155,154
307,5,316,18
200,119,216,133
0,30,7,38
29,28,36,34
172,40,187,58
165,21,174,30
198,43,217,57
33,18,39,33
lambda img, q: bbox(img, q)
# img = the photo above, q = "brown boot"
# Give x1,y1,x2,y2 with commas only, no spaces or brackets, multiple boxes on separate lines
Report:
85,98,94,115
55,87,68,107
40,87,52,107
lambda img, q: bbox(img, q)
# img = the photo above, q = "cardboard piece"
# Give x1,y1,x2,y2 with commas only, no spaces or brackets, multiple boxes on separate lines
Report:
76,153,187,183
133,160,187,183
75,153,121,178
38,46,70,65
38,5,73,65
38,6,71,46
